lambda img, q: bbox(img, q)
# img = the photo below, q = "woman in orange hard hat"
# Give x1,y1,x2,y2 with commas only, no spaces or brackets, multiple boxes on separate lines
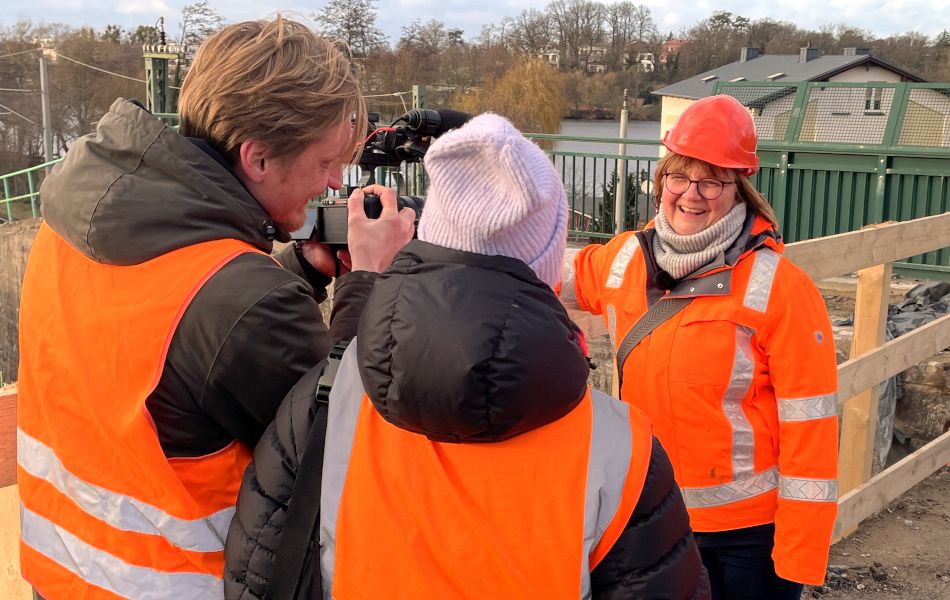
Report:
560,94,839,599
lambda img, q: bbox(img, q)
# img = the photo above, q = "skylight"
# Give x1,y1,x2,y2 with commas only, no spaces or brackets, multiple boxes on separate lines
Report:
730,77,746,82
701,75,719,83
766,72,786,81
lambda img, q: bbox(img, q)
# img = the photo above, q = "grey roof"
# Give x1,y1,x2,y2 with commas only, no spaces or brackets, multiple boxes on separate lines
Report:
653,54,924,100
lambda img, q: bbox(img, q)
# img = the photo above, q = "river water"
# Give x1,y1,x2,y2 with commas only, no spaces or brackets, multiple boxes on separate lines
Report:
556,119,661,157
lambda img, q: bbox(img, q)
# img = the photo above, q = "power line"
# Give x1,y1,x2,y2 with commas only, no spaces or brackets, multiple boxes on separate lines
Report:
0,102,36,124
56,53,146,84
0,48,40,60
364,90,411,113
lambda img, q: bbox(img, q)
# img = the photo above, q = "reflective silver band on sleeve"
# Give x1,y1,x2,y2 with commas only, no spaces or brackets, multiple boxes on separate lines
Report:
743,249,780,312
779,476,838,502
580,390,634,599
17,428,232,553
682,466,779,509
606,236,639,289
778,394,838,422
319,340,366,599
606,305,618,347
561,247,581,309
20,506,223,599
723,326,756,480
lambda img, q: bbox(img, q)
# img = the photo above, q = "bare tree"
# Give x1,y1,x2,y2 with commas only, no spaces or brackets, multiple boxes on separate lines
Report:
126,25,161,45
315,0,388,59
509,9,553,57
178,1,224,48
548,0,604,68
606,3,655,70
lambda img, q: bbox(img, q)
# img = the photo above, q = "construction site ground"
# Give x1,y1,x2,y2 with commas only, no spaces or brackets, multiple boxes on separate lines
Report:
808,466,950,598
808,282,950,599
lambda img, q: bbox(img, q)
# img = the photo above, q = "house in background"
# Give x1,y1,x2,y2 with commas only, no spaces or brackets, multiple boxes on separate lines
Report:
658,39,685,67
652,47,926,145
540,49,560,69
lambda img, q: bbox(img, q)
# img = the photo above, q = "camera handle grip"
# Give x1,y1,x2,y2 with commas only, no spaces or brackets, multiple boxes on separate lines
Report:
362,194,384,219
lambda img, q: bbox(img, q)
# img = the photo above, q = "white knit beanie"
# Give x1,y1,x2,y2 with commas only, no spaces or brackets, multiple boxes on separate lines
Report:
417,113,568,289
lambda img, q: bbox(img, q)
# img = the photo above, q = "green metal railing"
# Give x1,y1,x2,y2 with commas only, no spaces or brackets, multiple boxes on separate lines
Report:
714,81,950,277
0,160,60,222
527,134,662,238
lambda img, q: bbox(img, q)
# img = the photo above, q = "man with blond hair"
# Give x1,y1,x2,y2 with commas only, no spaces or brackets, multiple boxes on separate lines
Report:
17,17,413,598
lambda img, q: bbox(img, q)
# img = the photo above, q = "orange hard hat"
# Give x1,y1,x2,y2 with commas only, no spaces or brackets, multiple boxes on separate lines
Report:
662,95,759,176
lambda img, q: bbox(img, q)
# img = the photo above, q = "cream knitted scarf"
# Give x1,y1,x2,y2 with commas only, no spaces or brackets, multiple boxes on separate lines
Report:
652,201,747,280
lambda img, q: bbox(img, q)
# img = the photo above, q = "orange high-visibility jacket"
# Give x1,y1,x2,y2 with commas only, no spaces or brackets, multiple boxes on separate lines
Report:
319,340,653,599
561,216,838,585
17,224,261,599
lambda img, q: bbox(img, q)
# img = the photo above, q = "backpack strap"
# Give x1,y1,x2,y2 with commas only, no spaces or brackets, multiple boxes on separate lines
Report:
264,339,350,600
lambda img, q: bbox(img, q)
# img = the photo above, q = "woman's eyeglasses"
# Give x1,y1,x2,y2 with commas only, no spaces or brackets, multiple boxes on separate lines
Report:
664,173,736,200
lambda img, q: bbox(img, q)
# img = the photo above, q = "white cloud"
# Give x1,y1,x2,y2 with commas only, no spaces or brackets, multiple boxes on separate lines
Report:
115,0,171,15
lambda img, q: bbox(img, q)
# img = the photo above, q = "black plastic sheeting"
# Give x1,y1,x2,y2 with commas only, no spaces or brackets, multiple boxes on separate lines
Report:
835,281,950,466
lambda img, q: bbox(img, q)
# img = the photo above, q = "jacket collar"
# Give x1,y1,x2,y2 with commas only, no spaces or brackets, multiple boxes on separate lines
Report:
641,213,782,304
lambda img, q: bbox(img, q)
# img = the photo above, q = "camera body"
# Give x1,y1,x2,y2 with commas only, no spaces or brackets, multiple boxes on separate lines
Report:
294,192,424,246
290,108,470,246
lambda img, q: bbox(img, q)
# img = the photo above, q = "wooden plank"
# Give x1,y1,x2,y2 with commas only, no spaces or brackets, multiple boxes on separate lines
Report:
0,485,30,599
0,388,16,489
833,429,950,542
837,312,950,407
784,211,950,280
838,262,891,498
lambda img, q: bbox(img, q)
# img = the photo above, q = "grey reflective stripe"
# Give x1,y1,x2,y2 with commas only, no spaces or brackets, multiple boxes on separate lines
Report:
319,340,365,599
743,249,781,312
561,248,581,309
20,505,223,599
778,394,838,422
606,236,639,289
17,428,231,553
580,390,634,599
682,466,779,508
779,476,838,502
723,326,756,480
606,304,618,347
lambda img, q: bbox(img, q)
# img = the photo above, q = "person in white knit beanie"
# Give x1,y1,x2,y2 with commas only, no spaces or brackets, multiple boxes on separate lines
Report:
417,113,568,289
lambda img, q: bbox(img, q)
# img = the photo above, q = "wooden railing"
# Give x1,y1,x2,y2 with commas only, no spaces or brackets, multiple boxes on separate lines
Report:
784,211,950,540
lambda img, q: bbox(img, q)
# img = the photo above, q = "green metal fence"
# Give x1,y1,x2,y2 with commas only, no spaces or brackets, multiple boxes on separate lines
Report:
0,160,59,222
526,134,662,238
715,81,950,277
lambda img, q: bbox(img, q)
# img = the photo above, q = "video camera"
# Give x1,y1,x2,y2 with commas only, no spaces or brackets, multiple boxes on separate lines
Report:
290,108,472,246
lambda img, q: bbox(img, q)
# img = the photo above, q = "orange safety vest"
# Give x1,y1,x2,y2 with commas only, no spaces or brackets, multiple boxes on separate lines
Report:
17,224,262,599
562,217,838,585
318,340,653,599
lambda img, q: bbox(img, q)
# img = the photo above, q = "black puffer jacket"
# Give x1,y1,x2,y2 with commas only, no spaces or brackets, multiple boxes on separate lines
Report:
226,241,710,599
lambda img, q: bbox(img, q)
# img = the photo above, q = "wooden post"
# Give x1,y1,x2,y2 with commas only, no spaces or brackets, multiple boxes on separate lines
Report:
838,262,892,500
0,388,16,488
0,387,28,599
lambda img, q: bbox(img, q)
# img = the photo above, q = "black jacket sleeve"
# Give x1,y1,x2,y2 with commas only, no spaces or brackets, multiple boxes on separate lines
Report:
225,361,328,600
273,243,332,304
329,271,378,343
591,437,711,600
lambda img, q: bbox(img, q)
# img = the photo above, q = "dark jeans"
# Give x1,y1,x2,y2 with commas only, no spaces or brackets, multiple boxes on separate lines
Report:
694,523,804,600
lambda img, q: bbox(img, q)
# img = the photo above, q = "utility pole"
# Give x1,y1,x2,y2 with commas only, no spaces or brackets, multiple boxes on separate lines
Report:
38,42,56,171
615,88,629,234
143,18,185,117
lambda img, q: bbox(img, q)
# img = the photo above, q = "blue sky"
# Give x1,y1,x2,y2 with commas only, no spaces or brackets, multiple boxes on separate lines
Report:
3,0,947,43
